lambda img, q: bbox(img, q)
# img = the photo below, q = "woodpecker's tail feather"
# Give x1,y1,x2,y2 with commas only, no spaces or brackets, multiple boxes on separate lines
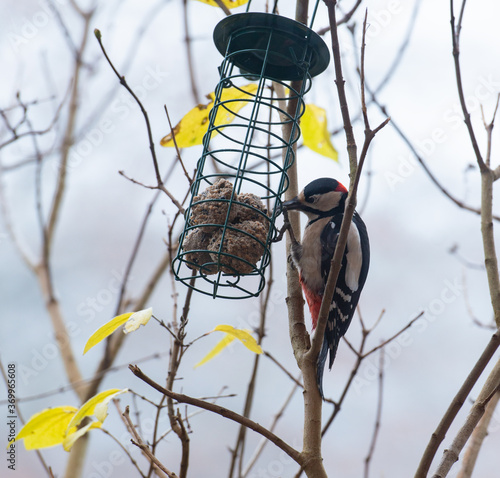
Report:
316,334,340,399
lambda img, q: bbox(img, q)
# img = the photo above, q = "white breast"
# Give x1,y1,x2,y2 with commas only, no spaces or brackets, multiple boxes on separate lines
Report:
298,217,331,294
345,225,362,291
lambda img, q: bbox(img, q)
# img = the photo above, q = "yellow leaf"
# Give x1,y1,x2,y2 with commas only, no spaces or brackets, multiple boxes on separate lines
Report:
63,421,102,452
214,325,263,354
193,0,249,9
195,325,262,368
160,84,258,148
67,389,128,430
84,307,153,354
124,307,153,334
16,406,77,450
301,104,338,161
195,333,235,368
84,312,133,354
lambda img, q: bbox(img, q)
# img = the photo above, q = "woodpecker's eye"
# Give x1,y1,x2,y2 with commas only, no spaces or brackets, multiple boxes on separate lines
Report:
305,195,318,204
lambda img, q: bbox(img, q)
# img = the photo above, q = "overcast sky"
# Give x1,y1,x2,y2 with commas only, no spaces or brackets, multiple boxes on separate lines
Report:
1,1,500,477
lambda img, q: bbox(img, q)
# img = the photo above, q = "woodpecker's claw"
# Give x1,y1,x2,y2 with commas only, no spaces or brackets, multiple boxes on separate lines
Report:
272,209,294,243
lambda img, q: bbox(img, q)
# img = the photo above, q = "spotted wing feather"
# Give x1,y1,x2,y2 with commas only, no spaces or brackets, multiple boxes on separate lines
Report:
317,212,370,396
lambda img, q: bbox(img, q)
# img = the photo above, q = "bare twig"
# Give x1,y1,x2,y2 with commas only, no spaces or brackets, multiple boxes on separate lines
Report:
431,359,500,478
450,0,485,172
456,390,500,478
360,312,424,360
363,349,385,478
242,381,300,477
94,29,185,214
415,327,500,477
228,260,273,478
182,0,200,103
122,406,174,478
163,105,192,184
264,351,303,388
99,427,148,478
128,365,302,464
312,0,389,383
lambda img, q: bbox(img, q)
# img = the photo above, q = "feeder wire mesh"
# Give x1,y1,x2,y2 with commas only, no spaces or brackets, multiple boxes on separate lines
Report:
172,11,330,299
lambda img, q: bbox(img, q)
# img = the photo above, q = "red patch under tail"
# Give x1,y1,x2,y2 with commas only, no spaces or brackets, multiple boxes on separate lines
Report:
299,273,322,330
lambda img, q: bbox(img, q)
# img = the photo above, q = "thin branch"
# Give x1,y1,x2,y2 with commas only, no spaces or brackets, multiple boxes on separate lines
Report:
242,381,300,477
372,0,422,95
450,0,485,172
228,259,273,478
76,0,168,139
360,311,424,360
182,0,201,104
456,390,500,478
414,327,500,477
264,351,303,388
431,359,500,478
128,365,302,464
99,427,148,478
94,30,185,214
213,0,231,16
311,0,389,372
121,406,173,478
363,349,385,478
369,94,500,220
0,352,163,406
316,0,363,34
163,105,192,184
118,170,185,214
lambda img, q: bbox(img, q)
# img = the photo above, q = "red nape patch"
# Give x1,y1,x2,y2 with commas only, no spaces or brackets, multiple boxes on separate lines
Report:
336,182,348,193
299,274,322,329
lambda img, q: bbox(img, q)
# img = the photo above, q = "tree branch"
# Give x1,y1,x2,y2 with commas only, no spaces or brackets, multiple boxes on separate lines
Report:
128,365,302,464
414,327,500,477
456,390,500,478
431,358,500,478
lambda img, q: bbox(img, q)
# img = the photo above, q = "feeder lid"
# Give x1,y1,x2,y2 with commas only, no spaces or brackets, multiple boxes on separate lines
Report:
213,13,330,81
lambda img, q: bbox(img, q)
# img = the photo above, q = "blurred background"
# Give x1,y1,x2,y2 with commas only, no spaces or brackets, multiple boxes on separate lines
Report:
1,0,500,477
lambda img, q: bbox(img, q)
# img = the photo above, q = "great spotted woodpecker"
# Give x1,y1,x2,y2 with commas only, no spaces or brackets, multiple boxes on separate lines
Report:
282,178,370,398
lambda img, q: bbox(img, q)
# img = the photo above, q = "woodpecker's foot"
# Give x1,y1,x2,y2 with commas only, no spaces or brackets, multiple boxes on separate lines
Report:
272,209,293,243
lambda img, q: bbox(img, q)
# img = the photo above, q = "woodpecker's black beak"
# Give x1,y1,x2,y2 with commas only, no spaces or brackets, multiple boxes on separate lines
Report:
281,196,303,212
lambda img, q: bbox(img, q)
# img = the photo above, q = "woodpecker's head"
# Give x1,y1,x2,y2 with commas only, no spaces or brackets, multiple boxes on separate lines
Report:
282,178,348,220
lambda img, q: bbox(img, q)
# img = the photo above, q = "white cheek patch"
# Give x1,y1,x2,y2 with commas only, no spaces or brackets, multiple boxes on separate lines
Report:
345,225,363,292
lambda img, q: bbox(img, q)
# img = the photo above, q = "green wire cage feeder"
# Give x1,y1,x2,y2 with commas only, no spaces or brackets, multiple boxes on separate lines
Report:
172,12,330,299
